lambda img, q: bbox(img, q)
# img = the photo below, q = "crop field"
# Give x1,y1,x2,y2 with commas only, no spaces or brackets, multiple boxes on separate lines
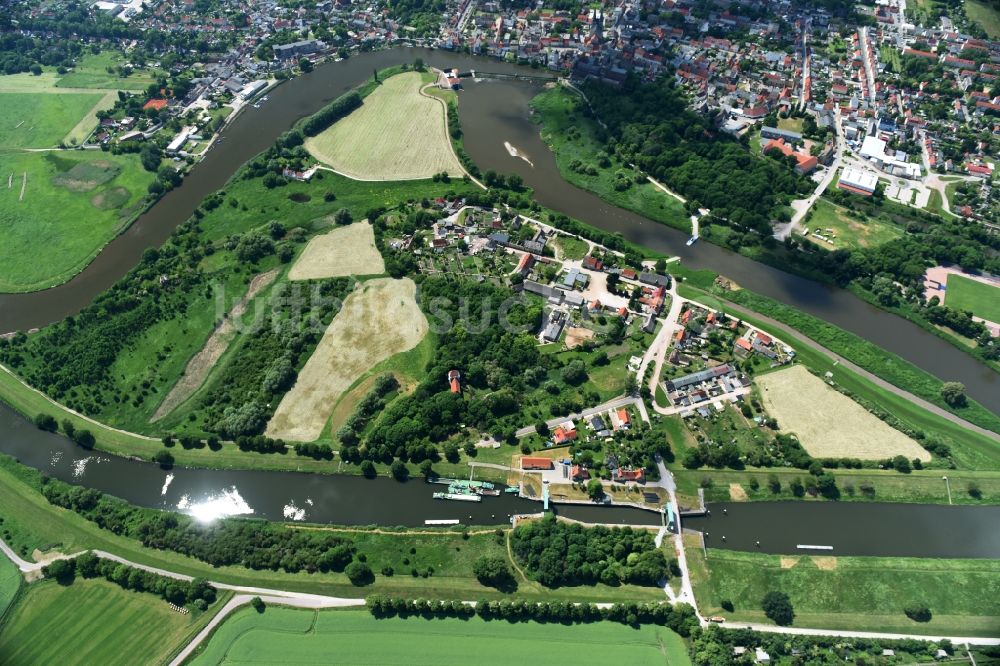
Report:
288,221,385,280
266,278,429,441
688,545,1000,636
0,578,220,665
756,365,930,461
946,274,1000,324
190,608,691,666
304,72,463,180
800,199,901,250
0,555,20,620
0,150,154,292
0,91,107,149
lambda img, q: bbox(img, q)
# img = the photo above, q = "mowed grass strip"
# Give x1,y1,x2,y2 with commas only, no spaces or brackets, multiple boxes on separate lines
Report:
689,547,1000,637
946,274,1000,324
288,220,385,280
266,278,428,442
0,92,105,149
756,365,930,461
304,71,463,180
190,607,691,666
0,578,222,666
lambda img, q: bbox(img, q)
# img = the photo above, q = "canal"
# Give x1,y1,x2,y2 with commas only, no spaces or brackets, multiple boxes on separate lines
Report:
3,403,1000,559
0,47,995,415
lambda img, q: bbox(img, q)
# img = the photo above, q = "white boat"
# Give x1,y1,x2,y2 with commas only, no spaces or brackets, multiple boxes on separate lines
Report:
686,235,699,246
433,492,481,503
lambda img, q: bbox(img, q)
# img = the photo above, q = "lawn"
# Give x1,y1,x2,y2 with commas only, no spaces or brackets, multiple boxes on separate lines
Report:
0,91,106,149
531,86,690,234
304,71,463,180
945,274,1000,324
966,0,1000,37
776,117,804,133
0,578,227,665
0,151,155,292
756,365,930,461
0,554,20,620
55,50,163,91
552,234,590,260
266,278,429,442
688,546,1000,637
799,199,901,250
189,607,692,666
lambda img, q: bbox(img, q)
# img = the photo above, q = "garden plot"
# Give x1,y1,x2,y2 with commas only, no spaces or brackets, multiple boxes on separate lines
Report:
288,221,385,280
266,278,428,441
756,365,930,461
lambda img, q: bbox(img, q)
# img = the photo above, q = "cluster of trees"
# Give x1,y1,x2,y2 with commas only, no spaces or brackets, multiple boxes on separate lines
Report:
301,91,362,136
509,517,671,587
41,479,363,575
689,624,954,666
337,374,399,447
339,277,543,464
44,552,217,609
385,0,446,36
581,76,810,236
365,595,699,634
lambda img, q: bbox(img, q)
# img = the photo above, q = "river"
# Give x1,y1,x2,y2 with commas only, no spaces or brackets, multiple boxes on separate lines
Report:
3,402,999,558
0,47,995,415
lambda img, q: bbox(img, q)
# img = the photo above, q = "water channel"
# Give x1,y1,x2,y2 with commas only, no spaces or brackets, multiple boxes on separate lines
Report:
0,47,996,415
3,403,1000,558
0,48,999,559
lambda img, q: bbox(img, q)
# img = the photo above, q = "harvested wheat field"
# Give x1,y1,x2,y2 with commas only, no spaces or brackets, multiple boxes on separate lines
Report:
756,365,930,461
304,72,463,181
266,278,428,441
288,221,385,280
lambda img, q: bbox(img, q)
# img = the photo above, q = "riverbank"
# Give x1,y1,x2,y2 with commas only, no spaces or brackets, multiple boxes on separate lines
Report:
686,540,1000,637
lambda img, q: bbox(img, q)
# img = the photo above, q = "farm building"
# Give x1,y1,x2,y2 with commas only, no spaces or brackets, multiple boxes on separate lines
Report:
521,457,554,470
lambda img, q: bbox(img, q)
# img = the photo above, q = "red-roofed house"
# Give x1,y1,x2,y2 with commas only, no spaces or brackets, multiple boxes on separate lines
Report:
521,456,554,470
613,468,645,483
553,425,578,445
571,465,589,481
143,99,168,111
448,369,461,393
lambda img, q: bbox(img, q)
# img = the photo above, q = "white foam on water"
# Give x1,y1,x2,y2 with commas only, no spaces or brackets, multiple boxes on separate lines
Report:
177,487,253,523
305,498,314,506
283,501,306,521
50,451,63,466
161,473,174,496
72,457,91,478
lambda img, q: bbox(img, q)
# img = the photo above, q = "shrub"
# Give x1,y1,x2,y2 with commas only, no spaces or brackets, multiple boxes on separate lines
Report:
904,602,932,623
346,561,374,586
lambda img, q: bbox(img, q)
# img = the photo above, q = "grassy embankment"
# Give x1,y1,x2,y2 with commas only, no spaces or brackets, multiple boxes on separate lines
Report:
686,537,1000,637
0,577,231,665
187,607,692,666
530,86,690,234
0,455,664,604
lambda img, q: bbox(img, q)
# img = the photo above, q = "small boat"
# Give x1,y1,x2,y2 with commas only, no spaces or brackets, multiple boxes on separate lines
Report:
686,235,699,246
504,486,520,494
433,492,481,503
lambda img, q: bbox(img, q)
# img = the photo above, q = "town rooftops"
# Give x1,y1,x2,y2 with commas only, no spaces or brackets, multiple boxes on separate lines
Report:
521,456,554,470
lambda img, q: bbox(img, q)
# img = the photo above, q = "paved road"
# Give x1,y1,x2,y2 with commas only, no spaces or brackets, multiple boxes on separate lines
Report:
514,395,643,438
776,108,844,241
703,295,1000,443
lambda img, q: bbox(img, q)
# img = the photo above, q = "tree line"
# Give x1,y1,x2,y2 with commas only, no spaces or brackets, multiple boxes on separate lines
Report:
365,595,699,634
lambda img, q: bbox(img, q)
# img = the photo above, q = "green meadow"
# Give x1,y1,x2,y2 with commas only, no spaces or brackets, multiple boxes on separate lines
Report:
0,92,106,149
0,150,154,292
0,578,225,665
946,274,1000,324
189,607,691,666
0,555,20,620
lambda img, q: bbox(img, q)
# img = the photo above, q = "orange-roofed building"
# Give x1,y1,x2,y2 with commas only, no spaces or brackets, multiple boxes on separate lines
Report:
613,468,645,483
553,426,577,444
143,99,168,111
521,456,554,470
447,369,461,393
617,408,630,426
571,465,589,480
